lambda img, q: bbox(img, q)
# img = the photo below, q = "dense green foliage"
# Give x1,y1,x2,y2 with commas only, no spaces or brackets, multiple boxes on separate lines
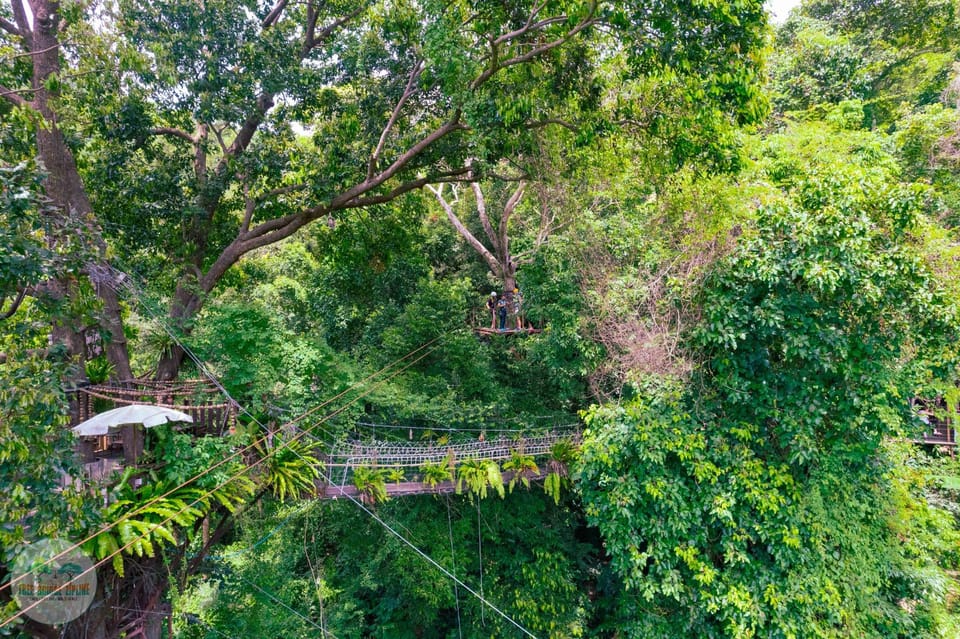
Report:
577,115,960,637
6,1,960,638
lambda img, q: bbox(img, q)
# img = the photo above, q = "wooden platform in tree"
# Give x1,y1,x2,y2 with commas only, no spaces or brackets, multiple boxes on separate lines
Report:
474,327,542,337
68,380,239,464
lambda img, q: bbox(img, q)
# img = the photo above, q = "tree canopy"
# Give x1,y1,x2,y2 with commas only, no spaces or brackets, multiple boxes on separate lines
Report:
6,1,960,639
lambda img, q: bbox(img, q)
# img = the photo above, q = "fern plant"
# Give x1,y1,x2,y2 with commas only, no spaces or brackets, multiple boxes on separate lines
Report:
254,435,325,502
543,438,577,505
352,466,388,505
82,467,253,577
456,459,504,500
502,450,539,493
420,462,452,488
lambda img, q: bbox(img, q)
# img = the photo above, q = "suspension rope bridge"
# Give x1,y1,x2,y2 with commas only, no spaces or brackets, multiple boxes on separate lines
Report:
67,381,580,500
319,429,580,500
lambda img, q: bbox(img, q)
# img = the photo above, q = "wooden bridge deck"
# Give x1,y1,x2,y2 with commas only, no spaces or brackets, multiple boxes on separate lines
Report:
317,469,555,501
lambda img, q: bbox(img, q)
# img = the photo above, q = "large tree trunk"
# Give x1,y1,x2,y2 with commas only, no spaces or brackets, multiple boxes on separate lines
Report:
154,285,198,381
27,1,133,385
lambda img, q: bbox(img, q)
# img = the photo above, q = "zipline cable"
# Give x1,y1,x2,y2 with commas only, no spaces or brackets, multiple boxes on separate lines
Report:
0,269,445,601
1,345,435,631
116,266,538,637
446,496,464,639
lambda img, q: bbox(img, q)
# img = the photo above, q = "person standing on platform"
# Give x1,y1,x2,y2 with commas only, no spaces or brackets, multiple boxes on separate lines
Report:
497,292,509,330
512,287,524,329
486,292,498,329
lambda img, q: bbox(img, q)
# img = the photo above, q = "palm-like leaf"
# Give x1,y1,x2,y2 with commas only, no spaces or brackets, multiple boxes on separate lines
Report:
352,466,388,505
456,459,504,499
83,469,255,577
254,436,324,502
502,451,540,493
420,462,452,488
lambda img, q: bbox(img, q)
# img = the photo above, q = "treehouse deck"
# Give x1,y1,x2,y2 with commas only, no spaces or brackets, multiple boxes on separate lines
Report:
912,397,958,446
68,380,239,468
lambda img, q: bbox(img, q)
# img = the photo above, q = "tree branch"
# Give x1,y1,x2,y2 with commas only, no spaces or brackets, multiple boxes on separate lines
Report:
430,184,502,275
241,182,255,233
11,0,32,51
493,16,567,47
3,40,61,59
498,181,526,264
261,0,288,28
0,83,30,107
211,123,230,155
216,93,274,178
350,170,469,208
526,118,579,132
148,127,196,144
305,4,368,54
0,288,28,320
302,0,318,53
328,112,467,209
0,16,19,36
368,59,425,180
470,181,501,254
256,183,309,202
200,107,467,302
471,2,598,90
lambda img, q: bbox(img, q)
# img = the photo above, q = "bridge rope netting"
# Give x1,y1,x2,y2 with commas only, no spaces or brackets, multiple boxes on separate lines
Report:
4,264,552,638
326,430,580,469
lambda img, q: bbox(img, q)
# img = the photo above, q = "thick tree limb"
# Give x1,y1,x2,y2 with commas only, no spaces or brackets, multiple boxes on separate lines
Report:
0,288,28,320
217,93,274,178
0,16,19,36
148,127,196,143
211,124,230,155
200,164,468,294
0,83,30,107
470,181,501,254
498,181,525,265
347,170,469,208
493,16,567,47
304,4,368,54
11,0,32,51
302,0,318,53
261,0,288,28
430,184,502,275
241,183,255,233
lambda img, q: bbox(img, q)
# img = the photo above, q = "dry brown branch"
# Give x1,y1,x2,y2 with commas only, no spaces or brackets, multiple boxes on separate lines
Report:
580,225,737,401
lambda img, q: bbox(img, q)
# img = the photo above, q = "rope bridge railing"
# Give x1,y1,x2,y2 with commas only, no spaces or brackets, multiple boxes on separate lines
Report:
325,431,581,469
69,379,239,439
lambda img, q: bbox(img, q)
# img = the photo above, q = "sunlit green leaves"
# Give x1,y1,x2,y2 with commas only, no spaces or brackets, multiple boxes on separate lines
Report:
577,114,960,637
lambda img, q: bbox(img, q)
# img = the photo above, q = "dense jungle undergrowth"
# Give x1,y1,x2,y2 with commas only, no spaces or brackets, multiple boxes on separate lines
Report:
5,1,960,638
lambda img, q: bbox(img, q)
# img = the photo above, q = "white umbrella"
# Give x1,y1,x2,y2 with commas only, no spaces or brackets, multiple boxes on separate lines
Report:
71,405,194,436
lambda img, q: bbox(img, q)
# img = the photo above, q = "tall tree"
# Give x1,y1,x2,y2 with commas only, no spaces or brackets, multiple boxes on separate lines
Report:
429,177,544,293
2,0,769,382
